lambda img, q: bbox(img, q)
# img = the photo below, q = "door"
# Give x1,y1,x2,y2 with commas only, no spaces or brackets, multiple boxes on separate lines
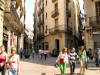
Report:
55,39,60,50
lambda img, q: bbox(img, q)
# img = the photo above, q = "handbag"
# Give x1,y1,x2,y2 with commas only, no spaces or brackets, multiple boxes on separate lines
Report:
60,56,65,63
54,63,59,68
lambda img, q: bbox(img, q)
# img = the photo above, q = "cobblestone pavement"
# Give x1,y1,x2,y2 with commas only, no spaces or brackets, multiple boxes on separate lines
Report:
5,55,100,75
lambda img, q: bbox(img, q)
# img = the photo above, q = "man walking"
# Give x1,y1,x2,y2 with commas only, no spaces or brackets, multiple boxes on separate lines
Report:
69,48,78,74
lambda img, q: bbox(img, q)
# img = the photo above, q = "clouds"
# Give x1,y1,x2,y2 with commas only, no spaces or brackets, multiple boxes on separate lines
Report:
25,0,35,30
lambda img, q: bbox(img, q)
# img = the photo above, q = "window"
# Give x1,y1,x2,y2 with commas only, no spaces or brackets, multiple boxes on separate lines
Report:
46,0,47,6
55,39,60,50
46,12,47,19
55,18,58,27
46,25,48,33
95,2,100,16
55,3,58,10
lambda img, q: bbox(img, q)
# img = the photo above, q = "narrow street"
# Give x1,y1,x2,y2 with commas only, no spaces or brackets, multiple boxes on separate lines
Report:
18,55,100,75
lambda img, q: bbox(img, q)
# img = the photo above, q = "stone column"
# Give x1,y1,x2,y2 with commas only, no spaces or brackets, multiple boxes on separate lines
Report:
7,30,11,55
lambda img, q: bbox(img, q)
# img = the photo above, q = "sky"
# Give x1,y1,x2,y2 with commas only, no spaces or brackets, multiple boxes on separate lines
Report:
79,0,84,13
25,0,84,31
25,0,35,30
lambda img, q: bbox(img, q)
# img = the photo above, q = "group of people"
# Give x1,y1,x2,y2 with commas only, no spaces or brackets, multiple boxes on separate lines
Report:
55,46,87,75
0,45,20,75
38,50,50,60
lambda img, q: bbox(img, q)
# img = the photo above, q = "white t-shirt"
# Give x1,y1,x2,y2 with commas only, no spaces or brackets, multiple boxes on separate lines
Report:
9,54,19,70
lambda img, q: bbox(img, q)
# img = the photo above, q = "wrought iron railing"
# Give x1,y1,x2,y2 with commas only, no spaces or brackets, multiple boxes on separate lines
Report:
52,0,57,3
51,9,59,18
49,25,72,34
89,16,100,26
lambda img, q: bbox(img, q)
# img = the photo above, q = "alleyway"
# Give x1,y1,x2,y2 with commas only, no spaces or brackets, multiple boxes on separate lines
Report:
18,55,100,75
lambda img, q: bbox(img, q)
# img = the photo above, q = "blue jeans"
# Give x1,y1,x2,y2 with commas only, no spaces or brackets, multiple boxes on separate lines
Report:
8,69,18,75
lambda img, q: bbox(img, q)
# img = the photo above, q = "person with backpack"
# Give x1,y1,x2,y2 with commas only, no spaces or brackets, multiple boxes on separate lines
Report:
68,48,79,74
55,48,69,75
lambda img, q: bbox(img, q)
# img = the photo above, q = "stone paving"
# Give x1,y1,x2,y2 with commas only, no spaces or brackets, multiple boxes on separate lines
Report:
5,55,100,75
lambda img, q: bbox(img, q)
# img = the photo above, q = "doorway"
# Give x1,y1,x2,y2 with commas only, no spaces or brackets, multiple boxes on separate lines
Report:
55,39,60,50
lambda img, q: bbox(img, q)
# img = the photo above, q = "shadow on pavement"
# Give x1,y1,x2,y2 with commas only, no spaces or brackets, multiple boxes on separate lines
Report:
21,55,98,69
21,55,60,67
88,68,100,70
41,73,46,75
55,73,80,75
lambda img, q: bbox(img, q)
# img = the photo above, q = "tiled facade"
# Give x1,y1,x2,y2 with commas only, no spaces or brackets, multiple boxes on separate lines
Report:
34,0,81,53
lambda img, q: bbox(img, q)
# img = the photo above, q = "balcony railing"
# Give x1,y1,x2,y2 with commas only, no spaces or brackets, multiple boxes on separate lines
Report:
52,0,58,3
0,0,5,10
4,0,24,32
49,25,67,34
66,9,71,17
89,16,100,27
37,32,45,40
41,19,44,25
51,9,59,18
49,25,72,35
38,8,42,16
67,26,72,34
41,6,44,13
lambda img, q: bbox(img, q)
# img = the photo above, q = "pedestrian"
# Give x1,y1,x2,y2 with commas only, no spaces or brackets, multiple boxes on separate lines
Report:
95,48,99,67
55,48,69,75
0,45,7,75
8,47,20,75
68,48,79,74
41,50,44,60
78,46,87,75
44,50,47,60
20,48,23,59
98,48,100,65
32,49,35,59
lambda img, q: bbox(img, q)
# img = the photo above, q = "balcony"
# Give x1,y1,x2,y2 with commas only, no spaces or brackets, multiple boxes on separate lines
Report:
41,19,44,25
37,32,45,40
38,8,42,16
0,0,5,10
89,16,100,27
41,6,44,13
67,26,72,34
52,0,58,3
4,0,24,33
66,9,71,17
51,9,59,18
49,25,67,34
38,22,41,27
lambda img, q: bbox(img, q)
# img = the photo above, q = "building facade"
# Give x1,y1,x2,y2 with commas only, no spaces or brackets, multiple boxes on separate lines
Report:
84,0,100,52
34,0,81,53
2,0,25,54
0,0,5,46
24,28,34,55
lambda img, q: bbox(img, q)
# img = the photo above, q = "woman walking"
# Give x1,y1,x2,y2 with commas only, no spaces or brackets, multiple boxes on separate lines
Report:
78,46,87,75
0,45,7,75
56,48,69,75
8,47,20,75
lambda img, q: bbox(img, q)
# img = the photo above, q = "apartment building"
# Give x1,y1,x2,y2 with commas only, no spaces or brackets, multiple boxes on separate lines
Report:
0,0,5,46
34,0,81,53
84,0,100,51
2,0,25,54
